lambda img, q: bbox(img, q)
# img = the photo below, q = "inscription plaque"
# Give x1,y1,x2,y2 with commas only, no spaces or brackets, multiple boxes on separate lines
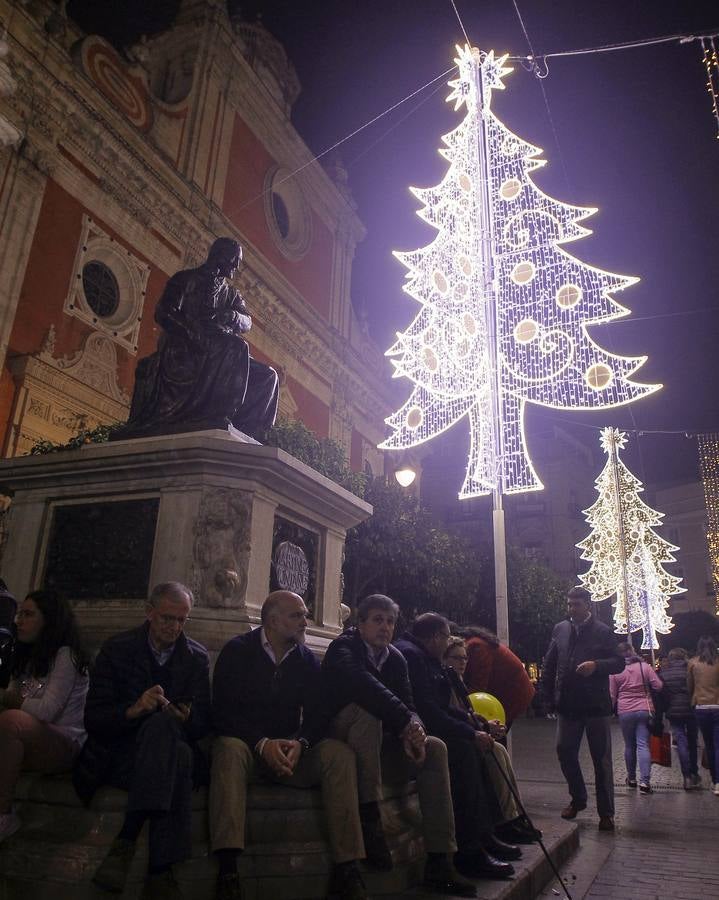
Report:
44,498,159,600
271,516,318,616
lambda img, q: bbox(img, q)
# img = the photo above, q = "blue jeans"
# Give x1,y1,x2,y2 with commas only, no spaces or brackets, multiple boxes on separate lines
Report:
668,716,698,777
695,707,719,783
619,710,651,784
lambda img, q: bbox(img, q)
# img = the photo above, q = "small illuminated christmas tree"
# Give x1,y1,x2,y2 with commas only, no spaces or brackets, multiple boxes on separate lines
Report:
379,47,659,497
577,427,683,649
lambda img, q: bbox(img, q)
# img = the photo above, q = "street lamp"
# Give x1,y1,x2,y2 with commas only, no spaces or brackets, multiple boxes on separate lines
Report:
394,456,417,488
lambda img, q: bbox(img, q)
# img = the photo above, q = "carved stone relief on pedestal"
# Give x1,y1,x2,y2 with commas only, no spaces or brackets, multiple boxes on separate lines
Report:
191,487,251,609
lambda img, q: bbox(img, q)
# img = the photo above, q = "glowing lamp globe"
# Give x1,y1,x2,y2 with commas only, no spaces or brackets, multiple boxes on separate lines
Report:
394,466,417,488
469,691,506,725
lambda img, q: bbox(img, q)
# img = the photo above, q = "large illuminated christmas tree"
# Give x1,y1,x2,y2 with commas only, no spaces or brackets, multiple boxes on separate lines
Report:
577,427,683,649
379,47,659,497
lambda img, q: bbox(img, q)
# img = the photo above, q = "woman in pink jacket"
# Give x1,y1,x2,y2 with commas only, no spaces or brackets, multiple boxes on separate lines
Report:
609,642,663,793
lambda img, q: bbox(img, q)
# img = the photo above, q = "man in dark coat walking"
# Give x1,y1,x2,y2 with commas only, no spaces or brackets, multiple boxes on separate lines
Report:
75,582,211,900
541,586,624,831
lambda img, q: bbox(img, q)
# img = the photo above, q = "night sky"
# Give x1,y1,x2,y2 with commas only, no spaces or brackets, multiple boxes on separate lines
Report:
68,0,719,486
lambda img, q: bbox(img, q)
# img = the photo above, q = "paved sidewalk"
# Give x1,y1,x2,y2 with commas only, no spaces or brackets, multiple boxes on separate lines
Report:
514,718,719,900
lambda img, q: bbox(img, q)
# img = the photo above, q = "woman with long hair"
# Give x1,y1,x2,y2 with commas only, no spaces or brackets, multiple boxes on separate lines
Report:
0,590,90,841
609,641,663,794
688,635,719,794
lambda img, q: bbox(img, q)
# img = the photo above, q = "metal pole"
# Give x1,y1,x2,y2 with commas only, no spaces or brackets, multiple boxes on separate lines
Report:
607,431,631,642
493,495,509,645
471,51,510,648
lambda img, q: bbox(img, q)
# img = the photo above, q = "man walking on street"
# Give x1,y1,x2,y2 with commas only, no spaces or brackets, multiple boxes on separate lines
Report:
541,586,624,831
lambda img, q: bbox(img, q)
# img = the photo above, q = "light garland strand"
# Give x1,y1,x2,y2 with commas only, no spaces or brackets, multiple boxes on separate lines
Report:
697,433,719,614
577,428,683,649
701,37,719,140
379,47,658,498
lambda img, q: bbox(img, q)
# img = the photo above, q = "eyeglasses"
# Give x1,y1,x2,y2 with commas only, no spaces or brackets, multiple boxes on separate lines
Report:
446,654,468,662
157,614,190,627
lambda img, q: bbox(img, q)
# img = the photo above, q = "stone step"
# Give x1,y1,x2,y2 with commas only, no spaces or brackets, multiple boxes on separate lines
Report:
0,773,424,899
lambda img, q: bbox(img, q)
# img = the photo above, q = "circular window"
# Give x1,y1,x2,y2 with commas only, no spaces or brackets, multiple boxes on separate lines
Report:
264,167,312,260
272,192,291,240
82,261,120,318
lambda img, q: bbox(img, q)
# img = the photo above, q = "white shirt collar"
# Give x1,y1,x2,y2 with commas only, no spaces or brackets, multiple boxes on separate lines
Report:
260,627,298,665
363,641,390,671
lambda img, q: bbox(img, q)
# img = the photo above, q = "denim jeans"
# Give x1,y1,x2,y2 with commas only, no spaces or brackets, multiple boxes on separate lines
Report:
619,710,651,784
695,707,719,783
668,716,698,777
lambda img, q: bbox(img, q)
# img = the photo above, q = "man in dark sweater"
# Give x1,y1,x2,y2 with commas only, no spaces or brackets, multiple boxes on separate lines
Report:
541,586,624,831
210,591,366,900
78,582,212,900
323,594,477,898
395,614,518,879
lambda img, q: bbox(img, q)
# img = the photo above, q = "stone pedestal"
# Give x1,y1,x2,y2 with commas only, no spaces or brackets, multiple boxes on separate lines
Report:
0,429,371,654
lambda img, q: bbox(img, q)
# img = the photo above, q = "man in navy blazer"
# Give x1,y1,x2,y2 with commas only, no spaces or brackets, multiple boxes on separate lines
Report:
79,581,211,900
209,591,366,900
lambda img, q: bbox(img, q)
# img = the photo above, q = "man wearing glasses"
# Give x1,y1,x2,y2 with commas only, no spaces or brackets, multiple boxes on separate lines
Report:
75,582,211,900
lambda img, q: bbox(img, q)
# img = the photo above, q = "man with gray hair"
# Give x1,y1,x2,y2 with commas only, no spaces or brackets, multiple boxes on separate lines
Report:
541,586,624,832
75,582,211,900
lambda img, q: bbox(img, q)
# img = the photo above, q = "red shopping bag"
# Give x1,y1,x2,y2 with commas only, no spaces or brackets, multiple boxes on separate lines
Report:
650,732,671,767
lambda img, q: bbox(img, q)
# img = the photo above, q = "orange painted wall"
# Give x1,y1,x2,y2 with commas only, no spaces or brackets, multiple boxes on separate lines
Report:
222,115,333,320
286,374,329,438
8,179,171,395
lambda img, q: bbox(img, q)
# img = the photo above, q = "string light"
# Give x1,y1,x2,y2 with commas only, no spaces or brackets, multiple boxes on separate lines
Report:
577,428,683,649
701,37,719,140
697,433,719,614
379,46,659,498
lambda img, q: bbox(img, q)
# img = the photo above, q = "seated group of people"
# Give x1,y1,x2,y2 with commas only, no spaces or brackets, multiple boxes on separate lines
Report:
0,584,539,900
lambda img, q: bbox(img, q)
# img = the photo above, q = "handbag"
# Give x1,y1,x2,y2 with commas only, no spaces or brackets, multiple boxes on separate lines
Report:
650,732,672,767
638,660,664,738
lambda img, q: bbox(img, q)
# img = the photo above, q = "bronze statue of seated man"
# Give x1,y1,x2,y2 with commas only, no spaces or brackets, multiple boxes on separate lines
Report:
114,237,278,442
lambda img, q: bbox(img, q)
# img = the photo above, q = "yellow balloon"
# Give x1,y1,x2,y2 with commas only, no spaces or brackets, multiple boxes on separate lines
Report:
469,692,506,725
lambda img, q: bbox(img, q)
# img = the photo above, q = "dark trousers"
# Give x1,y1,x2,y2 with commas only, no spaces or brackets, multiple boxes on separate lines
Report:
108,712,194,869
445,738,501,853
556,714,614,817
668,715,699,777
695,707,719,783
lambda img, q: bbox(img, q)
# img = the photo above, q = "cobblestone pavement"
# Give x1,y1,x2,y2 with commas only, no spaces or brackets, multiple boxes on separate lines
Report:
514,718,719,900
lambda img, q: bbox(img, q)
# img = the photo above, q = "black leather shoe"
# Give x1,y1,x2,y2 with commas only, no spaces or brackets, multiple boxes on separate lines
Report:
495,821,539,844
484,834,521,861
423,855,476,897
328,862,367,900
455,848,515,880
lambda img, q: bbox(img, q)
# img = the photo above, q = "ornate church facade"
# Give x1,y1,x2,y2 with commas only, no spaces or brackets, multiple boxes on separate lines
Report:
0,0,390,471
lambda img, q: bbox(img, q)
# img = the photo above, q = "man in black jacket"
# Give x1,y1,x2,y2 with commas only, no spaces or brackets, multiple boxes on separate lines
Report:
395,614,518,879
541,586,624,831
78,582,212,900
209,591,366,900
323,594,477,898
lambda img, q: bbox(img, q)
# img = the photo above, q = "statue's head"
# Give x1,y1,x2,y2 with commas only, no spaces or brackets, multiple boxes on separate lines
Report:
206,237,242,278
